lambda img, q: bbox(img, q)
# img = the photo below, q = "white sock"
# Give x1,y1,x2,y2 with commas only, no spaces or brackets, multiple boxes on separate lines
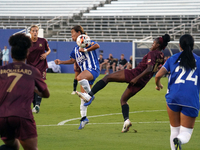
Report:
79,79,91,93
177,126,193,144
170,125,180,150
80,98,87,118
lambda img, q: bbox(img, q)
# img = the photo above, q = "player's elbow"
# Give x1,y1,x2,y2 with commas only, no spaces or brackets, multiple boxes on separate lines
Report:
42,88,50,98
94,43,100,49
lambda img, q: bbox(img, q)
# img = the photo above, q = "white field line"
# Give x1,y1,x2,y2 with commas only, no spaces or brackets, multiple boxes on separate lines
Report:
57,110,166,125
37,120,200,127
36,110,200,127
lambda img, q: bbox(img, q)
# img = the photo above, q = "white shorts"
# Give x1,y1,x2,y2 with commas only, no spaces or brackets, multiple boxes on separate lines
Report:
2,55,9,61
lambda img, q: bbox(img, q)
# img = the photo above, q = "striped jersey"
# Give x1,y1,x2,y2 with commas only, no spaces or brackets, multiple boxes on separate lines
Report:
70,40,100,72
163,52,200,111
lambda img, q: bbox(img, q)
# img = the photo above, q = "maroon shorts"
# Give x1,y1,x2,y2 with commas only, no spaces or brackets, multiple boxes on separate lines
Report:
0,117,37,141
124,69,146,95
74,62,81,73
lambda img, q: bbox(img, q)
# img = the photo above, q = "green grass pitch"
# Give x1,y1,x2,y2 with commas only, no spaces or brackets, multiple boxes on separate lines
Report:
1,73,200,150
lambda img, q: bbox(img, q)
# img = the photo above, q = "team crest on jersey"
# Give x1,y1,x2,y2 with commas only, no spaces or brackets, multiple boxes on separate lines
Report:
148,59,151,63
39,44,42,47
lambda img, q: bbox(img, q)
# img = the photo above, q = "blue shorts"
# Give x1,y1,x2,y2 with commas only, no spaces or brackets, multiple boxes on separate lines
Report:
167,103,199,118
87,68,100,85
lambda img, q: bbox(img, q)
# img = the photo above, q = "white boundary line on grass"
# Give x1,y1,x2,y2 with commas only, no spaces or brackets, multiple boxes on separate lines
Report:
37,110,165,127
37,120,200,127
57,110,166,125
36,109,200,127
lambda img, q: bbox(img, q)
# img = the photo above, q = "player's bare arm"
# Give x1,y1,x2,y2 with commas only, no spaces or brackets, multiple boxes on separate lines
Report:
130,65,153,85
155,67,167,90
79,43,100,52
34,87,50,98
40,44,51,60
54,58,75,65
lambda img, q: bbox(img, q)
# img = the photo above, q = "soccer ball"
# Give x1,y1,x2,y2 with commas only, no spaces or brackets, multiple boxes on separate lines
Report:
76,34,91,48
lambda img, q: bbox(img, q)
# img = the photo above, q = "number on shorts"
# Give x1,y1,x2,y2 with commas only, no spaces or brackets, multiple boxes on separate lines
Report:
175,66,198,85
7,73,23,92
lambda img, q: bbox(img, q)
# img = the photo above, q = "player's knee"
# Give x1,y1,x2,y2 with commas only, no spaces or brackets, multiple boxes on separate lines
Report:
76,76,82,81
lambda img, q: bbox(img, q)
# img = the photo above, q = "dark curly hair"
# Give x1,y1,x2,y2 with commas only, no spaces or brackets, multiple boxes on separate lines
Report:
9,33,32,61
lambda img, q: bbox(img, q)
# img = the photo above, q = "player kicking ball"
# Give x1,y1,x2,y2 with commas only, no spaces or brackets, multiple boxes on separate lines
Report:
76,34,170,132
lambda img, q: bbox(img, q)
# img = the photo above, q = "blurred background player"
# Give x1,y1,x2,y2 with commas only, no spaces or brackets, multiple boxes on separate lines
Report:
98,54,105,73
76,34,170,132
71,62,81,95
116,54,128,71
155,34,200,150
0,33,50,150
2,46,9,66
27,25,51,113
54,25,100,129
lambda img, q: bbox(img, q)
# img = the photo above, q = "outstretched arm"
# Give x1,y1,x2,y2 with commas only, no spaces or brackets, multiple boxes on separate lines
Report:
54,58,76,65
155,67,168,91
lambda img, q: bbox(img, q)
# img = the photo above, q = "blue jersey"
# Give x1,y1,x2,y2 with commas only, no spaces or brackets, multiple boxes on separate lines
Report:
70,40,100,72
163,52,200,111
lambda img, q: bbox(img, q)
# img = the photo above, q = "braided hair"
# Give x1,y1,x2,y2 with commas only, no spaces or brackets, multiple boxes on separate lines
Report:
175,34,196,70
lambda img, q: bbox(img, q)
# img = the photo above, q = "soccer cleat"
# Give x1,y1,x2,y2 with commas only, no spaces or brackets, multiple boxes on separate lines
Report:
84,95,95,106
78,117,89,129
35,105,40,113
76,91,91,102
173,138,182,150
32,107,37,113
71,91,76,95
121,119,132,133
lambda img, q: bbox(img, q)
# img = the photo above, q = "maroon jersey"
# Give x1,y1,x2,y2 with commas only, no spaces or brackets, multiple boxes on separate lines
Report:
74,62,81,73
27,37,49,79
0,62,47,119
126,50,164,85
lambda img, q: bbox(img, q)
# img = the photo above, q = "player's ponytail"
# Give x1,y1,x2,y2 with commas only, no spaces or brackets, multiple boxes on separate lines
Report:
156,34,170,50
9,33,32,60
175,34,196,70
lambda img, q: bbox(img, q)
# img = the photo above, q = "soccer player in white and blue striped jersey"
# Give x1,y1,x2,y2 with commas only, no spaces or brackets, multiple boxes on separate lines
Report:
54,25,100,129
155,34,200,150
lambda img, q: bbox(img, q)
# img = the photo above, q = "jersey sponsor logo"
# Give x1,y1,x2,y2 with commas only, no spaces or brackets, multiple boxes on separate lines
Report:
39,44,42,47
76,55,88,65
